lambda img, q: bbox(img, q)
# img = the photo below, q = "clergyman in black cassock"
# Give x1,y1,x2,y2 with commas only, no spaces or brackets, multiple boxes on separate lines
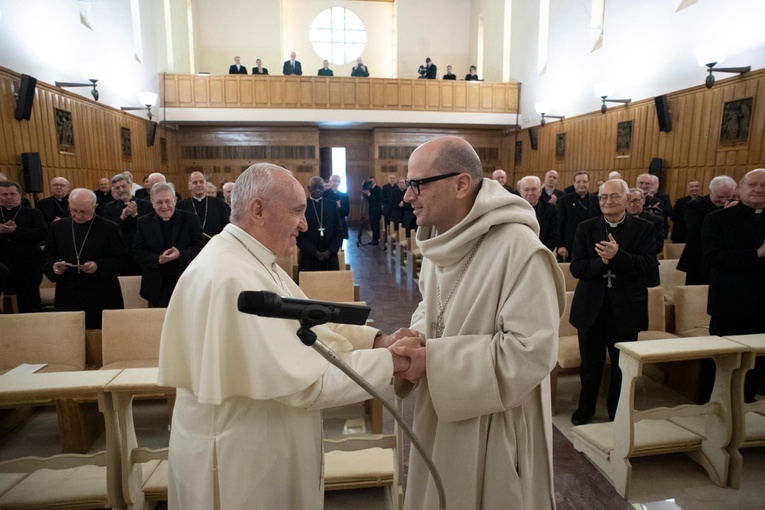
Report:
556,172,601,261
103,174,154,275
42,189,125,329
176,171,230,242
323,175,350,239
36,177,71,226
0,181,47,312
297,177,343,272
569,180,656,425
699,169,765,403
132,186,204,308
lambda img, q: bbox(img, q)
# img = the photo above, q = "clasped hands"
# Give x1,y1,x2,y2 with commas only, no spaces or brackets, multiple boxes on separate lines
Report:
158,247,180,264
0,221,16,234
595,233,619,265
375,328,426,383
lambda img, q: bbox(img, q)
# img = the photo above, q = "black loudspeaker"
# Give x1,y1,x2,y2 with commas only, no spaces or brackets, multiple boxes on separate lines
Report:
21,152,43,193
529,127,538,151
654,94,672,132
147,122,158,147
649,158,663,184
14,74,37,121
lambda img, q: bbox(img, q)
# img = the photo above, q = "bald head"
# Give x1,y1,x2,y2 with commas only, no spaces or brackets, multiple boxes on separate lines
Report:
147,172,167,188
412,136,483,191
492,169,507,186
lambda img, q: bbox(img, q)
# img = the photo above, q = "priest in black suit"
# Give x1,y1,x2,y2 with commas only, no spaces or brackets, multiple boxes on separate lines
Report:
94,178,114,216
627,188,663,287
228,56,247,74
540,170,565,204
42,189,125,329
283,52,303,75
351,57,369,77
670,179,701,243
297,177,343,272
252,58,268,75
381,173,398,231
700,168,765,403
323,175,350,239
442,65,456,80
557,171,601,261
318,60,333,76
519,176,558,252
176,171,230,242
569,179,656,425
132,183,204,308
424,58,437,79
677,175,737,284
36,176,71,225
104,173,153,275
0,180,47,312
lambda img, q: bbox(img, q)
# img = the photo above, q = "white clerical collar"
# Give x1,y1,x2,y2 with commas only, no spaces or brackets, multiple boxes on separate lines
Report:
309,196,322,202
544,186,554,194
193,195,206,202
604,213,627,228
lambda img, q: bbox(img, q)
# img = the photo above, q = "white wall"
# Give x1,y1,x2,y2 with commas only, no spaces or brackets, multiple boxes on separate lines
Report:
396,0,472,80
470,0,507,82
192,0,282,75
282,0,392,78
512,0,765,127
0,0,171,111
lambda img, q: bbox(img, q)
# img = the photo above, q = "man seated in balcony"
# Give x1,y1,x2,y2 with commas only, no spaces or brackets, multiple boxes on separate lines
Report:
318,60,333,76
443,65,456,80
283,51,303,76
465,65,479,81
252,58,268,75
351,57,369,77
229,56,247,74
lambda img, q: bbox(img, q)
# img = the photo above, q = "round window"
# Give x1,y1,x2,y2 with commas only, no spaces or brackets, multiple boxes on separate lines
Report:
309,7,366,65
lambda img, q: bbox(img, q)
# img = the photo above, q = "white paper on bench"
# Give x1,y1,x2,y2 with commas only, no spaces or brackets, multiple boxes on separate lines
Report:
4,363,47,375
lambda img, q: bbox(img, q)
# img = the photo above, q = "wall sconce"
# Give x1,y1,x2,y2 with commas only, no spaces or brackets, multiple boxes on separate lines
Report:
55,63,101,101
594,82,631,114
535,102,564,126
696,44,750,89
121,92,158,120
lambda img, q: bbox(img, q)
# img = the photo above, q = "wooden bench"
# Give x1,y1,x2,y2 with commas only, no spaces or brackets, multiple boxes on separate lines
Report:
723,334,765,489
572,336,747,498
0,370,123,509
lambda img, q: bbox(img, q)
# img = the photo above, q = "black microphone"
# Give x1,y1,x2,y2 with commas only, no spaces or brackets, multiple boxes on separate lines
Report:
237,291,370,326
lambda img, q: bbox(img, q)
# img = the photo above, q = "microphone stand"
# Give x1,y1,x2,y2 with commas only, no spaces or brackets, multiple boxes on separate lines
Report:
296,321,446,510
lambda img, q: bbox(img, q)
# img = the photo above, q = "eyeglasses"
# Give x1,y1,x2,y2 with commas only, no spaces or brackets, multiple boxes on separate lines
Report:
599,193,625,202
404,173,460,196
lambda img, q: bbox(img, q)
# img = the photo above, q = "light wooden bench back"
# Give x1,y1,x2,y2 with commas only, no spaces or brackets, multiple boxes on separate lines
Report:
101,308,167,369
118,276,149,309
299,270,355,302
0,311,86,373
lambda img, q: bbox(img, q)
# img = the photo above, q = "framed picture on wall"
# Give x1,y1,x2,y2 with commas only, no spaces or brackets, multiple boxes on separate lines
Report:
555,133,566,160
55,108,75,154
121,127,132,160
719,97,753,149
515,140,522,165
616,120,633,157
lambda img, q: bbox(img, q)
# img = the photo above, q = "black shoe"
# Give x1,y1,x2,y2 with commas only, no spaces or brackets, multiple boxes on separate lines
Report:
571,409,590,426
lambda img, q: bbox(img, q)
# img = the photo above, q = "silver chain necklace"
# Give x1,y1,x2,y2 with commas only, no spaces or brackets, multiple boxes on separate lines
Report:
1,205,21,224
432,234,486,338
310,198,325,237
71,217,95,274
192,196,209,231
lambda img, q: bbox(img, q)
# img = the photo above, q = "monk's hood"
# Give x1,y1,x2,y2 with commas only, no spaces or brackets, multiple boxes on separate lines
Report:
417,178,540,267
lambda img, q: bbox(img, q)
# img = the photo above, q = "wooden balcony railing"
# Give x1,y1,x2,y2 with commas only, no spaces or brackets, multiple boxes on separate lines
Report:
160,74,520,114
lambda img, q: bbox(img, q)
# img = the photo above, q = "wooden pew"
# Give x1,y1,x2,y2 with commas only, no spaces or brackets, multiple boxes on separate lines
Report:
0,370,123,509
572,336,747,498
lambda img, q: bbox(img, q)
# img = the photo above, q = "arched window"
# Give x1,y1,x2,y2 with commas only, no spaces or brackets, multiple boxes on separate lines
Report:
309,7,366,65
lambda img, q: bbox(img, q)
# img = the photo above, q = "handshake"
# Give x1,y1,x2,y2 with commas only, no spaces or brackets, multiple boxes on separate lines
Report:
375,328,427,383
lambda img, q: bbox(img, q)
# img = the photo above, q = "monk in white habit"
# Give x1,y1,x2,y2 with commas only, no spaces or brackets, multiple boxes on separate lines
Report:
158,163,415,510
392,136,565,509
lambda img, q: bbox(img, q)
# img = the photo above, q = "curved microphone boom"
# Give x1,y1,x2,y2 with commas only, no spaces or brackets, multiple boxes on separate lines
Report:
237,290,447,509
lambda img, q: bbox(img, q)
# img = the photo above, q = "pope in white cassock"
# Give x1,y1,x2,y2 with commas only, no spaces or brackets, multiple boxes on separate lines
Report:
158,163,414,509
391,136,565,509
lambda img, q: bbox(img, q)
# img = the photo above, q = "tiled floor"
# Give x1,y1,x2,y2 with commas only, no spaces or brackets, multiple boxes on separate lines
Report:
2,230,763,509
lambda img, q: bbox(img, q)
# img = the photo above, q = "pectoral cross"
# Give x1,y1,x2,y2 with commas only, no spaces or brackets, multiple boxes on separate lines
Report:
603,270,616,288
76,256,81,274
432,313,445,338
317,227,325,237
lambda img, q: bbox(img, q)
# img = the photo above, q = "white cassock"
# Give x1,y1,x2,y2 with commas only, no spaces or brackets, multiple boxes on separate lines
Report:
159,224,392,510
397,179,565,510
